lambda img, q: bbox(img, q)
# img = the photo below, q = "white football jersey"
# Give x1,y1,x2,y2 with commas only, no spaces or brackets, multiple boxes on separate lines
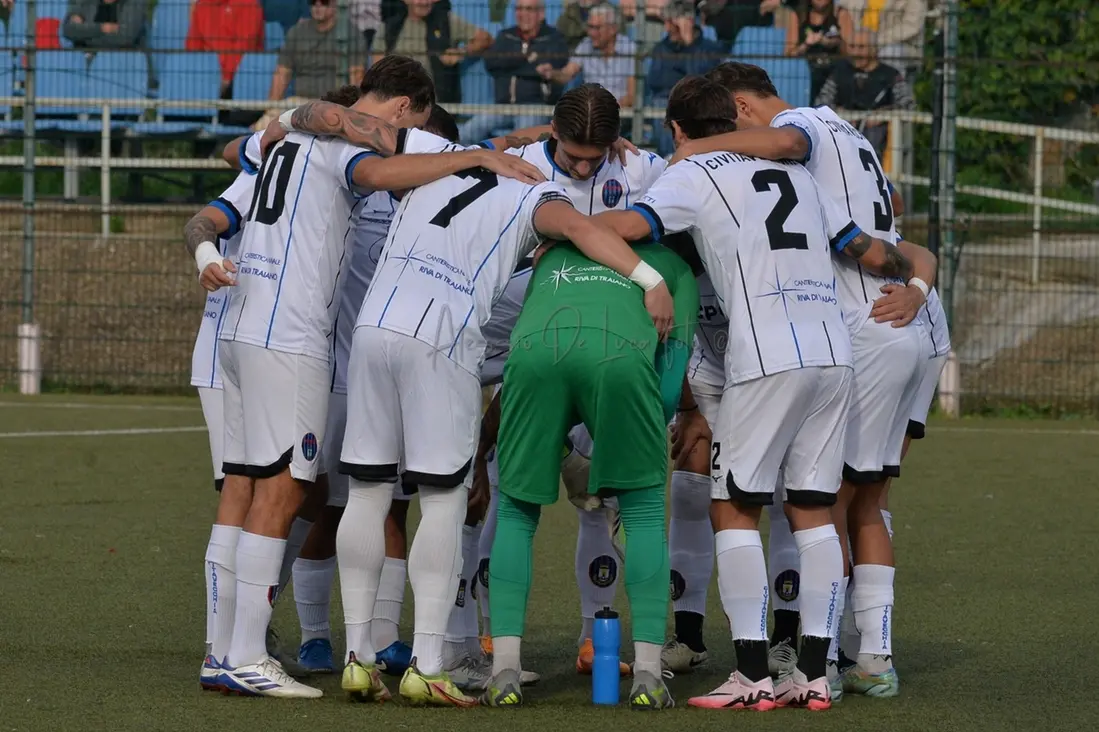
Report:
688,273,728,388
330,191,399,395
772,106,904,330
218,133,374,360
190,170,257,389
632,151,856,385
480,260,533,386
923,286,951,357
500,138,666,214
357,128,572,377
238,131,262,174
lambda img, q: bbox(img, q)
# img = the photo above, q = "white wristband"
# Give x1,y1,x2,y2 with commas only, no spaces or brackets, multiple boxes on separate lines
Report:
628,261,664,292
195,241,223,276
907,276,929,299
278,108,296,132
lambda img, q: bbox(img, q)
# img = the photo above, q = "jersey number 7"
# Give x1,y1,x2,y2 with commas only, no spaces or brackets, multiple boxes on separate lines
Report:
429,168,498,228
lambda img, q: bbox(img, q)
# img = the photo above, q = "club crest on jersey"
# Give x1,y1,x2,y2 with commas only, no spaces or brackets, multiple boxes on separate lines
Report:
775,569,800,602
589,555,618,588
301,432,318,462
601,179,623,208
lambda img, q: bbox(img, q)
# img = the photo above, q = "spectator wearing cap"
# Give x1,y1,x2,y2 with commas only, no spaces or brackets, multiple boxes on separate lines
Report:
459,0,569,143
186,0,266,96
541,3,636,109
62,0,147,50
269,0,366,100
648,0,726,156
380,0,492,103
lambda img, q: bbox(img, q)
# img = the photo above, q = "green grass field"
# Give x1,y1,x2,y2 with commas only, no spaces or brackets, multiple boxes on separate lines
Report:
2,394,1097,731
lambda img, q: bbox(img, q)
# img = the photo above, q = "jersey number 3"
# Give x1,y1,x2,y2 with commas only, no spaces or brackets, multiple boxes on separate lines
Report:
429,168,498,228
859,148,894,232
752,169,808,251
247,142,300,225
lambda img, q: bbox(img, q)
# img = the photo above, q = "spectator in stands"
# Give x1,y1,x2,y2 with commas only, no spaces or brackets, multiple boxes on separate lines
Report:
62,0,147,49
620,0,668,48
815,28,913,157
697,0,792,48
841,0,926,75
541,3,636,109
648,0,726,155
458,0,569,142
186,0,265,96
350,0,381,58
558,0,617,51
262,0,310,31
380,0,492,103
784,0,852,101
269,0,366,100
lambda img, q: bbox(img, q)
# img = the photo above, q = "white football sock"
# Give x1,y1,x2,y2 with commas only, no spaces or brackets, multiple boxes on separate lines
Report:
409,484,466,676
766,503,800,612
461,524,481,641
827,576,848,662
851,563,895,658
492,636,521,676
634,641,662,678
293,556,336,644
205,524,240,661
371,557,406,653
881,509,894,541
338,479,392,663
575,507,619,641
227,532,284,667
840,578,860,660
715,529,769,641
792,524,843,640
668,471,714,615
276,517,313,600
477,481,499,636
443,525,478,667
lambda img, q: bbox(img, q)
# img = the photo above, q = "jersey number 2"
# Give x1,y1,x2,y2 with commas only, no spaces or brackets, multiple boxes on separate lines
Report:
429,168,499,228
752,169,808,251
248,142,300,225
858,148,894,232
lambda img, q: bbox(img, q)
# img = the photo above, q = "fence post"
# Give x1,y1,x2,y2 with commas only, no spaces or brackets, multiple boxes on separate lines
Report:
337,0,350,82
629,8,647,145
101,104,112,238
18,0,41,395
937,0,960,417
1030,129,1044,284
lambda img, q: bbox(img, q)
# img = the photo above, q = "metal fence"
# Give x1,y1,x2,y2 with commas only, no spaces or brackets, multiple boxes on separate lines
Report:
1,0,1097,414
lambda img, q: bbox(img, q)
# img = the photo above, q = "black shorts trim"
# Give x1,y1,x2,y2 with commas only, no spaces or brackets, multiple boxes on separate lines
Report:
843,464,887,485
223,462,249,476
403,459,472,490
214,478,224,493
339,461,400,483
906,419,926,440
725,471,774,506
785,488,837,507
882,464,901,479
222,448,293,479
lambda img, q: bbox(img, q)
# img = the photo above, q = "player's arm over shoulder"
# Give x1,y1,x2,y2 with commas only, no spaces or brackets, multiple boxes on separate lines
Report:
839,230,936,285
672,113,812,164
287,101,401,156
599,163,704,242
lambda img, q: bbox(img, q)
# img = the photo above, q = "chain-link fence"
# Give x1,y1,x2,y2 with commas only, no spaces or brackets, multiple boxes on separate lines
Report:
0,0,1097,412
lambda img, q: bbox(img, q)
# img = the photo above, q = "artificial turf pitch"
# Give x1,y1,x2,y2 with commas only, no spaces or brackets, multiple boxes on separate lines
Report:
1,394,1096,731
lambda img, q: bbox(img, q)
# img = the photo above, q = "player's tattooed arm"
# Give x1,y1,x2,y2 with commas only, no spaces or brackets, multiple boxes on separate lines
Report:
841,232,914,280
482,123,552,151
289,101,400,156
670,126,808,165
185,205,237,291
183,209,223,257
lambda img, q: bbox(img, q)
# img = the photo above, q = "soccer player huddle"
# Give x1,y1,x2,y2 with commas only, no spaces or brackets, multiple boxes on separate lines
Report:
184,54,949,712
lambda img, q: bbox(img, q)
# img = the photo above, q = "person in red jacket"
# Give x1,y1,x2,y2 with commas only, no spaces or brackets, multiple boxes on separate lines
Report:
186,0,265,95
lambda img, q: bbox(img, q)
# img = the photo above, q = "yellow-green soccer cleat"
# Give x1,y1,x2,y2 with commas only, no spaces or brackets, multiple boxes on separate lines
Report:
398,657,479,707
630,670,675,710
341,651,392,703
840,662,899,698
480,669,524,708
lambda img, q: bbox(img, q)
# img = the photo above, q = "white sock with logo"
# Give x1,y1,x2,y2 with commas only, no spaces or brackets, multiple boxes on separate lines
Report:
851,564,895,667
575,507,618,644
205,524,241,662
791,524,843,641
714,529,769,641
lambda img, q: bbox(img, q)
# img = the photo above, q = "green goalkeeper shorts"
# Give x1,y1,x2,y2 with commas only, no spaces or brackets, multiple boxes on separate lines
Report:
498,327,668,505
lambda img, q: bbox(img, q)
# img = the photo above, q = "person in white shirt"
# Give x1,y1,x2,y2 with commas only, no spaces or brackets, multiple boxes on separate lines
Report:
333,124,675,707
188,55,546,700
598,74,932,711
685,61,937,700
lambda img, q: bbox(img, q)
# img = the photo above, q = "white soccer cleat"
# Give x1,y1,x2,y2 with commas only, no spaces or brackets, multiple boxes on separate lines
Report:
661,639,709,673
220,656,323,698
768,638,798,677
444,654,492,692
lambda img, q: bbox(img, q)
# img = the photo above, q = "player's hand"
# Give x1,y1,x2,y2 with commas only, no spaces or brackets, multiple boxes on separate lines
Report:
476,149,547,184
870,283,925,327
532,242,553,267
643,281,675,340
260,118,287,159
468,454,491,519
610,136,639,166
200,259,237,291
670,407,712,461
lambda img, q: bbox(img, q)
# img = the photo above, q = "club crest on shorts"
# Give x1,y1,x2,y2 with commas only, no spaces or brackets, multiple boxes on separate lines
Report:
300,432,318,461
670,569,686,602
601,179,623,208
774,569,800,603
589,555,618,588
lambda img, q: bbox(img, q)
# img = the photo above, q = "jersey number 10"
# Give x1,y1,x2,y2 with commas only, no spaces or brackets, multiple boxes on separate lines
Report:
247,142,301,225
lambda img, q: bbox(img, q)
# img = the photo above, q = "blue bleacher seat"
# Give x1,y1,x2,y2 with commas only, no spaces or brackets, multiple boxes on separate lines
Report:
133,52,221,135
35,51,90,117
0,64,14,117
150,1,192,51
739,56,811,107
264,21,285,51
233,53,277,101
87,52,150,118
731,26,785,58
460,59,494,107
702,24,719,43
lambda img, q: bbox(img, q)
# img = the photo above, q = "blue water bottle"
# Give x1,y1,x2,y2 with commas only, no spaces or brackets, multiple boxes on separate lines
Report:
592,606,621,705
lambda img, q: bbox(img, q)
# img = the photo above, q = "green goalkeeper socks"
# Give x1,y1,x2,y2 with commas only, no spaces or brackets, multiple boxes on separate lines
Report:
613,486,670,646
488,493,542,639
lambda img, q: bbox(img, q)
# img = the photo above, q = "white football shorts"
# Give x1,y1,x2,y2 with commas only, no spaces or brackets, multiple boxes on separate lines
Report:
320,391,410,506
219,341,329,483
197,386,225,488
907,353,948,439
